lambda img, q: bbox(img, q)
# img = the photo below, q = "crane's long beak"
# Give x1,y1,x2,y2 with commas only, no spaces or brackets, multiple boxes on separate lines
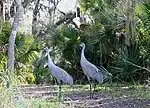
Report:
79,44,83,47
38,47,45,50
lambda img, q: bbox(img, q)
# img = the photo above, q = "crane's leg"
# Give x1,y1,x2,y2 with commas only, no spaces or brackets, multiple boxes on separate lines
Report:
58,83,61,102
93,82,96,91
93,83,97,98
87,76,92,98
90,82,92,98
57,79,61,102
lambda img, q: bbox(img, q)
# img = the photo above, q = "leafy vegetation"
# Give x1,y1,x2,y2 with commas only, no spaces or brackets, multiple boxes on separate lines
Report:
0,0,150,107
0,71,72,108
1,0,150,84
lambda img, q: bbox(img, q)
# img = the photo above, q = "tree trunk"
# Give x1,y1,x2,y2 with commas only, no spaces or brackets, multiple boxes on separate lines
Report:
8,0,23,72
0,0,5,21
125,0,131,47
131,0,136,39
32,0,40,35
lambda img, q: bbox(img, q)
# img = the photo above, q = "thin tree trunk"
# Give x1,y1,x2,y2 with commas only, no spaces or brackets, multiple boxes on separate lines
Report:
32,0,40,35
125,0,130,46
8,0,23,72
131,0,136,39
0,0,5,21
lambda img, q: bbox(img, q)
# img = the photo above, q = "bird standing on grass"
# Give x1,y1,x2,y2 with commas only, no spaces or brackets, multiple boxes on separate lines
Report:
43,47,73,101
79,43,112,98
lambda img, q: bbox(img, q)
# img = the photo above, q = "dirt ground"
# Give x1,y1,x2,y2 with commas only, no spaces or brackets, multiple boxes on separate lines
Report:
20,85,150,108
63,92,150,108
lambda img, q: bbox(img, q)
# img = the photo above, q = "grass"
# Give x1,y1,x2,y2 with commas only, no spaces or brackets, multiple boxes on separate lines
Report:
0,84,149,108
96,83,150,99
66,83,150,99
0,85,72,108
0,71,149,108
0,71,73,108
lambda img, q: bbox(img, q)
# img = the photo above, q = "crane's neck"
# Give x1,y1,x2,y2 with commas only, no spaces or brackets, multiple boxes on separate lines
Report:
47,53,55,68
81,45,86,61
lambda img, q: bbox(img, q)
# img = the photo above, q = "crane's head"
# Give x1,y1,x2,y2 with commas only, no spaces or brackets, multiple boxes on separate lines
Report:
43,47,49,57
79,43,85,48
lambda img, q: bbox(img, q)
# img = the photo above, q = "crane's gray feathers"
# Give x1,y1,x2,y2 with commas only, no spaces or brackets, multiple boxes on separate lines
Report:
81,59,104,83
96,70,104,83
50,65,73,85
80,43,104,83
98,66,112,81
80,42,112,83
44,47,73,85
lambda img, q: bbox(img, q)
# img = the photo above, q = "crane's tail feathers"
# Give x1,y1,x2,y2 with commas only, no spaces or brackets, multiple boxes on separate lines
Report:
98,66,113,83
99,66,112,77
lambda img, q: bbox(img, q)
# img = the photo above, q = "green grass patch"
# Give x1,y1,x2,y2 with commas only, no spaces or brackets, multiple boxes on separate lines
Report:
96,84,150,99
62,83,150,99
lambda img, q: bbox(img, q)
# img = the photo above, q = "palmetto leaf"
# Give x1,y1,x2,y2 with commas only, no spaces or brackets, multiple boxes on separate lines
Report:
141,0,150,29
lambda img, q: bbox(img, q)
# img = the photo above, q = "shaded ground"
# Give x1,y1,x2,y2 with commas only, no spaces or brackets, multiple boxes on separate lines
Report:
64,92,150,108
20,85,150,108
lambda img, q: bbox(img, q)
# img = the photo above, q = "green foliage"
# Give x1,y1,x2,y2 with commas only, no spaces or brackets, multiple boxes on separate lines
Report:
0,21,11,72
141,0,150,30
0,21,43,84
43,25,82,81
0,21,11,46
0,71,70,108
0,1,150,85
34,54,53,84
41,0,150,83
78,0,150,83
110,43,146,82
80,0,118,12
0,21,10,70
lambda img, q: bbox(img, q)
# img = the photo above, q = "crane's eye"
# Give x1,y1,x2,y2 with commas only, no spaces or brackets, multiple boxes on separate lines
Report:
79,46,82,50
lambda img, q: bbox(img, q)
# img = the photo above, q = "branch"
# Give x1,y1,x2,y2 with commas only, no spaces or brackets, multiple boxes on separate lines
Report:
55,12,76,27
120,57,150,73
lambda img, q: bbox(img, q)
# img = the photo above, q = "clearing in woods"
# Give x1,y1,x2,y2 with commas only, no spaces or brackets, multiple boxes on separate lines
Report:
20,84,150,108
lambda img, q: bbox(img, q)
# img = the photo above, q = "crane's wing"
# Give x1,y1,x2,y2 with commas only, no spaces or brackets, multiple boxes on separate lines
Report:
81,60,104,83
54,66,73,85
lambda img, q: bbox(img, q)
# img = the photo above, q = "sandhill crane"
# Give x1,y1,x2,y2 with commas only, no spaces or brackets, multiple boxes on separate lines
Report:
79,43,112,98
43,47,73,101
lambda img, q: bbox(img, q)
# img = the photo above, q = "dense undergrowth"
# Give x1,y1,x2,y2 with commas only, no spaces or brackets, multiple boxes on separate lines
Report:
0,2,150,107
0,0,150,85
